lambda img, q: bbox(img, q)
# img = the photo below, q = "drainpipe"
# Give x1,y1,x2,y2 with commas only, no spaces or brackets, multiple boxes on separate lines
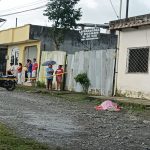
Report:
113,31,121,96
126,0,129,19
113,0,122,96
16,18,18,27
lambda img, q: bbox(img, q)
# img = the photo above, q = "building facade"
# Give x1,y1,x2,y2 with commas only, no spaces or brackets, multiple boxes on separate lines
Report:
0,24,82,74
110,14,150,99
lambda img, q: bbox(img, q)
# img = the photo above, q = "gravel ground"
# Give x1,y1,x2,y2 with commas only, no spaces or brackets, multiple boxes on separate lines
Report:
0,88,150,150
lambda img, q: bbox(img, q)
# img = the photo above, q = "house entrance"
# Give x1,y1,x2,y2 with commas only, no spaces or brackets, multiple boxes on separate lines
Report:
24,46,37,63
0,48,7,75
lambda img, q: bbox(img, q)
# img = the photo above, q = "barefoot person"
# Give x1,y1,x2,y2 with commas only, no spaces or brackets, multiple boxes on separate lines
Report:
55,65,64,91
46,64,54,90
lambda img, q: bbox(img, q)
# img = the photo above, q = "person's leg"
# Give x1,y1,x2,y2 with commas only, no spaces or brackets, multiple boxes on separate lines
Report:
25,71,28,82
47,79,50,90
56,78,59,90
58,82,60,91
20,73,22,84
49,79,53,90
58,77,62,90
27,72,30,82
18,73,21,84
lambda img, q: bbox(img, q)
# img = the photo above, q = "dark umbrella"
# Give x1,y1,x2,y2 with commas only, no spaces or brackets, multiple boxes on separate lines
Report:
42,60,56,66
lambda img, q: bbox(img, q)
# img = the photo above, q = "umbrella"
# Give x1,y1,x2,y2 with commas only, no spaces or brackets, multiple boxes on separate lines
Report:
42,60,56,66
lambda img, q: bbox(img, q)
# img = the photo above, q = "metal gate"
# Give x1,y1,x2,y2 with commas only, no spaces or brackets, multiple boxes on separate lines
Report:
0,48,7,75
65,49,116,96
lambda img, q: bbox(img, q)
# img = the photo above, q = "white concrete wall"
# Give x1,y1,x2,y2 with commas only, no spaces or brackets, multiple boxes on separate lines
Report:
117,26,150,99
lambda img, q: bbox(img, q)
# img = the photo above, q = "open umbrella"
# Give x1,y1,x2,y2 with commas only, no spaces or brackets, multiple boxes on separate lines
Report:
42,60,56,66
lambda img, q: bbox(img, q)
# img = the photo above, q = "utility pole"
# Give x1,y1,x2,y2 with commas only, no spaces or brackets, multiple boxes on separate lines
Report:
16,18,18,27
126,0,129,18
113,0,123,96
119,0,122,19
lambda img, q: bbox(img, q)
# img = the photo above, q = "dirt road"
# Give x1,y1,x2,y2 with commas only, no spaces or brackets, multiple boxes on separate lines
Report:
0,89,150,150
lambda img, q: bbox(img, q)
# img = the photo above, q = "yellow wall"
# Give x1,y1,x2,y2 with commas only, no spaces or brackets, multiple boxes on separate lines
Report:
6,41,41,70
0,25,30,44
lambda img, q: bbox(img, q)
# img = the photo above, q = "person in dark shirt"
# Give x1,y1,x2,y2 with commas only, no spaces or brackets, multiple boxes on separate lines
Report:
27,60,32,82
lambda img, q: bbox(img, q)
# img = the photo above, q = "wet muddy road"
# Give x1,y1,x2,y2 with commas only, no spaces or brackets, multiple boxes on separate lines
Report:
0,89,150,150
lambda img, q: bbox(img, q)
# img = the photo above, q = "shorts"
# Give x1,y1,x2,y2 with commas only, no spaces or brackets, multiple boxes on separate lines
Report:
47,78,53,81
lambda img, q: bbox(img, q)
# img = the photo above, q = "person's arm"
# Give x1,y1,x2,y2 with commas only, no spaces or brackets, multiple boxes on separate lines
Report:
55,70,58,74
50,69,54,73
35,63,38,70
46,68,49,74
17,66,20,72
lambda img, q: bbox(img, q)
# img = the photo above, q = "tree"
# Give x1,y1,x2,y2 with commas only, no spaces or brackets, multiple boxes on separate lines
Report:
44,0,82,50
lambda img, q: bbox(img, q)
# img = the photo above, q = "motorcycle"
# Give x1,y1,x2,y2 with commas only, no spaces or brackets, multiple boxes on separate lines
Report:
0,75,17,91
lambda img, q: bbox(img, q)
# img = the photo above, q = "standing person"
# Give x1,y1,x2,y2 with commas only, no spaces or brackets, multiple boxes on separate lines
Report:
32,58,38,79
55,65,64,91
7,63,15,75
17,63,22,84
27,60,32,82
22,65,28,82
25,59,30,82
46,64,54,90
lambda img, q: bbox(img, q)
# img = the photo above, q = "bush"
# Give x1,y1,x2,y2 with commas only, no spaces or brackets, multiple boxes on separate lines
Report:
36,81,46,88
74,73,90,93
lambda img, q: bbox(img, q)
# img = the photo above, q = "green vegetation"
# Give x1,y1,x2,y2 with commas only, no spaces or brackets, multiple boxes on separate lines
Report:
16,85,148,112
36,81,46,88
0,123,51,150
74,73,90,93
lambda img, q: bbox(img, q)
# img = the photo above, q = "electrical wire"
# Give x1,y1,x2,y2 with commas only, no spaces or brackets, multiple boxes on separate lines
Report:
0,5,46,17
0,0,47,13
109,0,119,19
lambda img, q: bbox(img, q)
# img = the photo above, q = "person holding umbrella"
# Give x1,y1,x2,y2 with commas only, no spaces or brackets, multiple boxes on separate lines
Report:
46,64,54,90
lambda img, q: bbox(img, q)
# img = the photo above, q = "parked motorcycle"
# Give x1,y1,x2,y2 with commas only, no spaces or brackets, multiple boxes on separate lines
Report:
0,75,16,91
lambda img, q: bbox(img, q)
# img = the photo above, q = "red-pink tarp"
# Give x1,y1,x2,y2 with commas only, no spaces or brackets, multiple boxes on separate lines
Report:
95,100,121,111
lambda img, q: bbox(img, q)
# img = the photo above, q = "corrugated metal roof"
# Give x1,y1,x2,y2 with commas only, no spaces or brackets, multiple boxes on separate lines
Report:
109,13,150,30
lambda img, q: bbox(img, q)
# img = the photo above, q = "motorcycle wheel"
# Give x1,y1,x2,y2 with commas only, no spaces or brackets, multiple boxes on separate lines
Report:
6,82,16,91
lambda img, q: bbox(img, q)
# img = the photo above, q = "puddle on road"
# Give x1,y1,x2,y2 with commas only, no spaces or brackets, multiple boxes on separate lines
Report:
23,110,79,134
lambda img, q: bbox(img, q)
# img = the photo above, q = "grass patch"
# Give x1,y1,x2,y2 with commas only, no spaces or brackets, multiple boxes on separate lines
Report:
0,123,51,150
16,85,148,112
88,97,147,112
36,81,46,88
111,100,146,112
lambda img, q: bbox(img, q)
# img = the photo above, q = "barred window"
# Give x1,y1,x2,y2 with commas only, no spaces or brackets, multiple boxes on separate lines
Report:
127,48,149,73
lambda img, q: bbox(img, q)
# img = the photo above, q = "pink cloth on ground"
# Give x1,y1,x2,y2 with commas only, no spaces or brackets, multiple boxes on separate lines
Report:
95,100,121,111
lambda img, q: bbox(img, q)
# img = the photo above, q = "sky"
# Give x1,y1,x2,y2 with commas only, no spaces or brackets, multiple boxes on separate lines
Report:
0,0,149,30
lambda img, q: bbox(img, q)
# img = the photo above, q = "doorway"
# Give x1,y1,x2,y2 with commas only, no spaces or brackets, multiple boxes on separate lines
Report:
0,48,7,75
24,46,37,64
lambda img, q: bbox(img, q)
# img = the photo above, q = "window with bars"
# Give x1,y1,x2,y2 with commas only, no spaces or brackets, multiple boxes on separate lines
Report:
127,47,149,73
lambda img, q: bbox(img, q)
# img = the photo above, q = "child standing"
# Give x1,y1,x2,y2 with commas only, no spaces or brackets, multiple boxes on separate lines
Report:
55,65,64,91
